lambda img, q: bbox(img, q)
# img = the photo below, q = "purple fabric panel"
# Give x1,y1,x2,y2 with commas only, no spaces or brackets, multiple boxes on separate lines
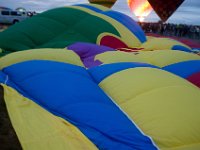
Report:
67,42,114,59
83,56,102,68
67,42,113,68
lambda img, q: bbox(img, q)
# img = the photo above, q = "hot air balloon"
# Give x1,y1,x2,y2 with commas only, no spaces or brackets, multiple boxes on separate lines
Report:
127,0,153,22
88,0,117,8
0,4,200,150
128,0,184,22
147,0,185,22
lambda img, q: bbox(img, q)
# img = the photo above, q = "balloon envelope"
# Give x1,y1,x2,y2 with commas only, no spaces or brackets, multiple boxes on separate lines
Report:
147,0,185,22
127,0,153,22
88,0,117,8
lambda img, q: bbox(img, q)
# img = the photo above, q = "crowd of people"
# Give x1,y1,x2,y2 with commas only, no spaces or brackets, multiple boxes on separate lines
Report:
139,22,200,40
1,20,200,41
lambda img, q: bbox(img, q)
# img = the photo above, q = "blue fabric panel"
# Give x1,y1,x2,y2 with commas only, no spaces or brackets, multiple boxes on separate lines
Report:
75,5,147,44
2,60,157,150
101,10,147,43
74,4,104,13
163,60,200,78
0,71,24,95
3,60,90,82
172,45,191,52
0,71,6,83
88,62,158,84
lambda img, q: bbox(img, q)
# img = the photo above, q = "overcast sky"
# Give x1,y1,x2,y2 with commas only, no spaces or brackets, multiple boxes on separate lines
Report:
1,0,200,25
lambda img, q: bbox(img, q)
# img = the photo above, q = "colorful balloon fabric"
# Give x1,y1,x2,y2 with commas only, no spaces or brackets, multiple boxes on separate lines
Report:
88,0,117,8
0,4,200,150
0,4,146,54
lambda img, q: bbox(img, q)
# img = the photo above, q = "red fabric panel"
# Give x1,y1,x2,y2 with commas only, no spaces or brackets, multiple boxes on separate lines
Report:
99,35,128,49
117,47,144,52
187,72,200,88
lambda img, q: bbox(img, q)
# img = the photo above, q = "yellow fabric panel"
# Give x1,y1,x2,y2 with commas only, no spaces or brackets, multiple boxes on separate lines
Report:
137,50,200,67
86,4,110,11
163,143,200,150
2,84,97,150
121,86,200,150
146,36,156,41
99,67,196,104
0,48,84,69
65,4,109,11
95,51,148,64
141,37,191,51
99,68,200,150
71,6,142,47
95,50,200,67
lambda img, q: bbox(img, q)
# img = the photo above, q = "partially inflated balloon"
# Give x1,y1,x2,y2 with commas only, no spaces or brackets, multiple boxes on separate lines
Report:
88,0,117,8
0,4,200,150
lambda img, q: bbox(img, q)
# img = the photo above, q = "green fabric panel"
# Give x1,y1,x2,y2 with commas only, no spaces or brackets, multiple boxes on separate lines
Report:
0,7,120,52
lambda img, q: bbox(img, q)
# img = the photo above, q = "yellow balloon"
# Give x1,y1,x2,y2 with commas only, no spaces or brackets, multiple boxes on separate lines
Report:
88,0,117,8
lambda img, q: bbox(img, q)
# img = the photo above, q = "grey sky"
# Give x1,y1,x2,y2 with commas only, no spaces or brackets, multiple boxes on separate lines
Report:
1,0,200,25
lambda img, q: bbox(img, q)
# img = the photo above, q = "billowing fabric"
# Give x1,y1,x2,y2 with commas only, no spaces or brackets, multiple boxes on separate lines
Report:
88,62,158,84
187,72,200,88
0,6,117,52
0,3,200,150
75,3,109,12
163,60,200,87
0,4,145,55
163,60,200,78
1,49,200,149
0,85,22,150
67,42,114,68
172,45,192,52
101,10,147,43
2,84,97,150
95,51,148,64
97,66,200,150
0,60,157,150
73,4,145,46
141,37,191,52
0,48,84,69
133,50,200,67
95,50,200,67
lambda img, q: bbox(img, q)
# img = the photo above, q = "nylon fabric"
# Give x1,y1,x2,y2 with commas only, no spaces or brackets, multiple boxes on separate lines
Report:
2,84,97,150
98,67,200,149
